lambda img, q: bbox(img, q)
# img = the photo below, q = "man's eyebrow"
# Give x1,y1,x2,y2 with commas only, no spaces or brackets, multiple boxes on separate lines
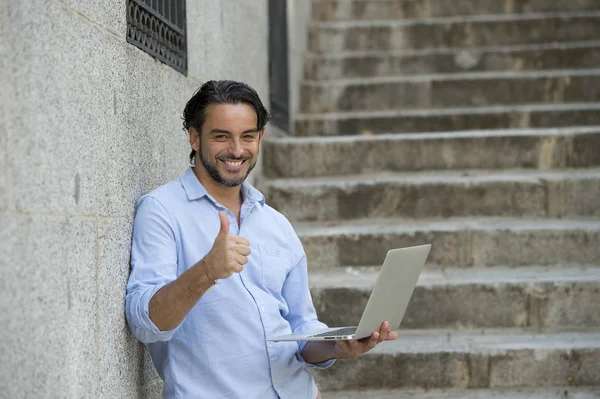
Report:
208,129,260,134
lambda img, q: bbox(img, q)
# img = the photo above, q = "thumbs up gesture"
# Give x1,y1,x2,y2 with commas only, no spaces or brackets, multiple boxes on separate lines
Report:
202,211,251,280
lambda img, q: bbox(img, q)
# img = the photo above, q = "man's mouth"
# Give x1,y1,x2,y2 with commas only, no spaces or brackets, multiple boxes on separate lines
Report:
220,159,247,171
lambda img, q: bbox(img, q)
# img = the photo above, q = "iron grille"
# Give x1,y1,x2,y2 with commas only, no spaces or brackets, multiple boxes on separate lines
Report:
126,0,187,74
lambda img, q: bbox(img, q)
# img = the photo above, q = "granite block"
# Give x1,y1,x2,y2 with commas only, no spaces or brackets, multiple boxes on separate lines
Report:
186,0,269,99
97,217,160,398
0,215,98,398
60,0,126,37
0,1,8,212
4,0,190,217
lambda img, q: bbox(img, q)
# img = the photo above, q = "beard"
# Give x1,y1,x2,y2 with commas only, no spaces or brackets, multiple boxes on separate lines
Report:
199,149,257,187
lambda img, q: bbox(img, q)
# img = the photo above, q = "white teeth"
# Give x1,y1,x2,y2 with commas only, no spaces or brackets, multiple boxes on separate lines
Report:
224,161,242,166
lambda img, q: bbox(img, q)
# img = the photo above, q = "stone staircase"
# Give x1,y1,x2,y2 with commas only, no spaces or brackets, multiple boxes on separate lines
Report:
259,0,600,397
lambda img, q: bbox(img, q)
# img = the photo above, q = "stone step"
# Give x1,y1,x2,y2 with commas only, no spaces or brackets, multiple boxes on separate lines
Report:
323,387,600,398
308,12,600,53
295,217,600,269
309,266,600,330
300,69,600,113
312,0,600,21
311,329,600,391
261,168,600,222
304,41,600,80
294,103,600,136
263,127,600,178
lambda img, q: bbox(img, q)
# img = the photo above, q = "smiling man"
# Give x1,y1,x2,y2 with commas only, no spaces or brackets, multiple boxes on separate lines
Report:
125,80,397,399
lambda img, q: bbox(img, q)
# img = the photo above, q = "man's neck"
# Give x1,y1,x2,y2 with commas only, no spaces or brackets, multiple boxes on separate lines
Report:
192,166,243,211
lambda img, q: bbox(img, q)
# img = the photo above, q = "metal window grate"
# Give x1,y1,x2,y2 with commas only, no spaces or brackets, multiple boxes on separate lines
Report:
126,0,188,75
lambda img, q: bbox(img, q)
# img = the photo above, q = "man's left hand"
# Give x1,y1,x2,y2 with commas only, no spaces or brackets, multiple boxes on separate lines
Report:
333,321,398,360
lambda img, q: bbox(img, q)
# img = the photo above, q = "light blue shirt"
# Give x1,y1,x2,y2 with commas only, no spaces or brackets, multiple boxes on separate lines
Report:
126,168,334,399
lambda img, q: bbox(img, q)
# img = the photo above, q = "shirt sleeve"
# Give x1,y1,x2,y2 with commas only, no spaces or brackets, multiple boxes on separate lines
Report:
125,195,182,344
281,248,336,370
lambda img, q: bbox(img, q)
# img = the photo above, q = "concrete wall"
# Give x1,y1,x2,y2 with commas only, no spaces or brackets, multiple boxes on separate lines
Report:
0,0,269,397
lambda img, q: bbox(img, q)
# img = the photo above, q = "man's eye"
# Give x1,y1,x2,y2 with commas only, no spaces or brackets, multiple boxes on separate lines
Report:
215,135,227,140
243,135,256,141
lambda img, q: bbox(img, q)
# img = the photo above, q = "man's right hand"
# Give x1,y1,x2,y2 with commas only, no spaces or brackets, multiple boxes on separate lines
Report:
202,211,251,279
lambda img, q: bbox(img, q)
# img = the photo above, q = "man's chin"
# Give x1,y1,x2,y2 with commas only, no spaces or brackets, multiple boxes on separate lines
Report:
213,170,248,187
219,178,245,187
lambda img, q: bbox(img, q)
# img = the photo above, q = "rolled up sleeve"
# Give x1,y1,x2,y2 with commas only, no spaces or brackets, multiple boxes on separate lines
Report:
282,251,336,370
126,195,181,344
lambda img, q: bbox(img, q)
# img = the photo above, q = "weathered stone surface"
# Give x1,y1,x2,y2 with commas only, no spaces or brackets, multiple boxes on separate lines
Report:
312,0,600,21
0,215,98,398
140,378,165,398
97,218,160,398
308,13,600,53
488,349,600,388
287,0,600,396
300,71,600,113
296,218,600,268
311,331,600,391
0,122,7,212
294,104,600,136
3,0,190,217
304,43,600,80
316,352,472,391
186,0,269,89
546,177,600,218
309,267,600,330
0,215,30,397
0,7,7,213
60,0,126,37
262,169,600,222
262,128,600,178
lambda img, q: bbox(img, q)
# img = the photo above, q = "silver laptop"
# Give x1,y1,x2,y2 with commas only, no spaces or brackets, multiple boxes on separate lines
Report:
266,244,431,341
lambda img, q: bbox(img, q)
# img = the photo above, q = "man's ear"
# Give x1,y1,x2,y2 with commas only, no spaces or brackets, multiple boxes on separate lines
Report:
258,129,265,142
188,127,200,151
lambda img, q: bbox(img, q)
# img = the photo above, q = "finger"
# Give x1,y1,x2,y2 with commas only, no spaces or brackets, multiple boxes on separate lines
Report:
218,211,230,236
234,253,248,266
377,321,389,344
230,235,250,246
233,263,244,273
234,244,252,256
368,332,380,350
385,330,399,341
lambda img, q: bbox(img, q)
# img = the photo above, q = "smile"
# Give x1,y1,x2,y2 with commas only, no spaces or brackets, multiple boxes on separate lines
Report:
223,160,244,166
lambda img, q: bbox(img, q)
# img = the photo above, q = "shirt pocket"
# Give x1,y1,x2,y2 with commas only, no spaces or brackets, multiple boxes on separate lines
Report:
259,244,292,295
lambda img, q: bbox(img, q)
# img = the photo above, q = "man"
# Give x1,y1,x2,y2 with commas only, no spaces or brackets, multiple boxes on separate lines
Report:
126,80,397,399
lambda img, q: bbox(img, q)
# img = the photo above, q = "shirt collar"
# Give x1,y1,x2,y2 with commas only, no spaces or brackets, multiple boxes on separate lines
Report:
180,167,265,206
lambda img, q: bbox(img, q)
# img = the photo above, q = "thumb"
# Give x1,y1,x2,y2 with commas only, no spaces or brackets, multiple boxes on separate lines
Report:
218,211,230,236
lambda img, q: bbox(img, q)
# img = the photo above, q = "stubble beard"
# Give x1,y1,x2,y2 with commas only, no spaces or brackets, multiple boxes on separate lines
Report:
199,149,257,187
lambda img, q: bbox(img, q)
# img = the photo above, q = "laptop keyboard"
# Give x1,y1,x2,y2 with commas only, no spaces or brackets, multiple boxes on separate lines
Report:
310,327,358,338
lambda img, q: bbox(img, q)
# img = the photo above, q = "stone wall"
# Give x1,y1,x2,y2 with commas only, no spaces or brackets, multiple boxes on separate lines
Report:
0,0,269,397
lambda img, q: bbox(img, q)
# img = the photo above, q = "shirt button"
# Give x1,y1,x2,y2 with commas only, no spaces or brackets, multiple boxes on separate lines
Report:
260,306,265,311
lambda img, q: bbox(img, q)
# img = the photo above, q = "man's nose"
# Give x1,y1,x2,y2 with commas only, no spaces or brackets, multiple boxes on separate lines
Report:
228,139,244,158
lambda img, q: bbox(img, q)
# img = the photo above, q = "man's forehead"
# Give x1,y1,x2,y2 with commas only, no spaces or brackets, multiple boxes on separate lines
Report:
204,103,258,125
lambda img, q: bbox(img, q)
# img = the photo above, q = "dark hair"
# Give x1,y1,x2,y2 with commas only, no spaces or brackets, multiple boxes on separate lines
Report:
182,80,271,164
